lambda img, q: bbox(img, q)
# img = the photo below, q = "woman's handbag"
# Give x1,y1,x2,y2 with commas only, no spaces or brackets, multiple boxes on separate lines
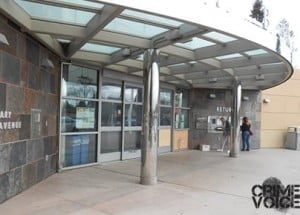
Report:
250,130,253,136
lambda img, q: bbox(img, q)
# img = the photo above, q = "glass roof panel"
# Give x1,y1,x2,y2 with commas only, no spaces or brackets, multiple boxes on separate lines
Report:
136,54,144,61
57,39,71,43
81,43,121,54
216,53,243,60
203,31,237,43
121,9,183,28
57,0,104,9
175,37,215,50
244,49,268,56
167,63,186,68
15,0,95,25
104,18,169,38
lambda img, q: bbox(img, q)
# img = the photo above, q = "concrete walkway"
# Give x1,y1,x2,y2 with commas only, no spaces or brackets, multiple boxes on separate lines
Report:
1,149,300,215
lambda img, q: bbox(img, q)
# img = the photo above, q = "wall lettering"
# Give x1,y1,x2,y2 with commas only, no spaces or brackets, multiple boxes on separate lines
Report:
216,106,232,113
0,111,22,130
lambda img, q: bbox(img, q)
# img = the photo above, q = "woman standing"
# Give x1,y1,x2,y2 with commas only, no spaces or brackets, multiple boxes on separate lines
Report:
241,117,252,151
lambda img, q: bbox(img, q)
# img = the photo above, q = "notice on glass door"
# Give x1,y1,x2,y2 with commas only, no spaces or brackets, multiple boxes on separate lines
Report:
76,107,95,129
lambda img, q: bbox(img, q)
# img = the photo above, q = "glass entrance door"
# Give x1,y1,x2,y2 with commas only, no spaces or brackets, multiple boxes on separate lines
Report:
99,81,143,161
100,81,122,162
123,85,143,159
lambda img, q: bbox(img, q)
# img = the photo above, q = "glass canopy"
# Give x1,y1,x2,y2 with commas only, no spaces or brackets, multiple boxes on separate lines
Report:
15,0,95,25
9,0,291,90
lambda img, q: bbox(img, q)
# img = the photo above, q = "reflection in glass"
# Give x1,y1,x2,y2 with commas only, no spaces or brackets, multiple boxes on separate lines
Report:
101,83,122,100
62,134,97,167
101,131,121,153
124,131,141,151
125,86,142,102
125,104,142,126
175,89,189,107
160,107,172,126
175,109,189,129
101,102,122,126
62,64,98,99
61,99,98,132
160,90,172,106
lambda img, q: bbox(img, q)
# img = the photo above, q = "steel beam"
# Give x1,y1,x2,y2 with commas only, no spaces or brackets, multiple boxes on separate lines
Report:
66,5,124,58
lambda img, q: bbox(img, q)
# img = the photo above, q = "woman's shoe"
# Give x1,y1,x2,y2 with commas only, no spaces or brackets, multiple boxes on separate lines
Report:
246,149,250,151
241,149,245,151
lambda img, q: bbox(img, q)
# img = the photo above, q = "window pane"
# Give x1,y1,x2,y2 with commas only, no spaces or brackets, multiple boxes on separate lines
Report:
62,134,97,167
175,89,189,107
101,131,121,153
101,82,122,100
216,53,243,60
15,0,95,25
58,0,104,9
81,43,121,54
160,107,172,126
175,109,189,129
62,64,98,99
175,37,215,50
125,104,142,127
124,131,141,151
160,90,172,106
61,99,98,132
104,18,168,38
244,49,268,56
101,102,122,126
203,31,237,43
125,86,142,102
121,9,183,28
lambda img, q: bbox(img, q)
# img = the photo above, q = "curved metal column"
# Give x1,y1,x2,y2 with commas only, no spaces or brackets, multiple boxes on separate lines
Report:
230,81,242,158
140,49,160,185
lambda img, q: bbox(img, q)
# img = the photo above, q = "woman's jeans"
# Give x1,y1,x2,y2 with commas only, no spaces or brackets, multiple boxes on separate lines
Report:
242,131,250,150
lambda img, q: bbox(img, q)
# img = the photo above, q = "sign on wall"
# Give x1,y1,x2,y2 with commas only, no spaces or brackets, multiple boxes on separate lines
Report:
76,107,95,129
0,111,22,130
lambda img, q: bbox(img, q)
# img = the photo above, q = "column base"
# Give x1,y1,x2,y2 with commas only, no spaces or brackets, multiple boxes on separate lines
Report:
229,151,238,158
140,176,157,185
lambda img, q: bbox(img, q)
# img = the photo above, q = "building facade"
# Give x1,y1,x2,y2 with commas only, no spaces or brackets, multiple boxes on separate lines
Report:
261,68,300,148
0,0,293,203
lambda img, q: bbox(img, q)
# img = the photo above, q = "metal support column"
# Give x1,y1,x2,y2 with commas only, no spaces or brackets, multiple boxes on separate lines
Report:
230,80,242,158
140,49,160,185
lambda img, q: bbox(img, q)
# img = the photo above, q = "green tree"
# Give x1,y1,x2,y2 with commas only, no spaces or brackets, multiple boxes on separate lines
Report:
250,0,264,23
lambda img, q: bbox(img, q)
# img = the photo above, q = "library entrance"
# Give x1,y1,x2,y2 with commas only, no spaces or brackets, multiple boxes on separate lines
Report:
59,63,180,170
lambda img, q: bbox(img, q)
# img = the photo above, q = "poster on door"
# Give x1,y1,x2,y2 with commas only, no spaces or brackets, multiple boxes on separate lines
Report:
76,107,95,129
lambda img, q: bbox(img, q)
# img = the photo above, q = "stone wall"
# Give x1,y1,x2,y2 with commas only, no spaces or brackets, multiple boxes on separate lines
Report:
188,89,261,150
0,16,59,203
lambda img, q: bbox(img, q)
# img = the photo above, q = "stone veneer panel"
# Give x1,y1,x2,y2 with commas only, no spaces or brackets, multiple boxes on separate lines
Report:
188,89,261,150
0,15,59,203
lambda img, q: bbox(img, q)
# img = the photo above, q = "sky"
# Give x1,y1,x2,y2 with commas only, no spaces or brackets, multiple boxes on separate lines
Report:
217,0,300,67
